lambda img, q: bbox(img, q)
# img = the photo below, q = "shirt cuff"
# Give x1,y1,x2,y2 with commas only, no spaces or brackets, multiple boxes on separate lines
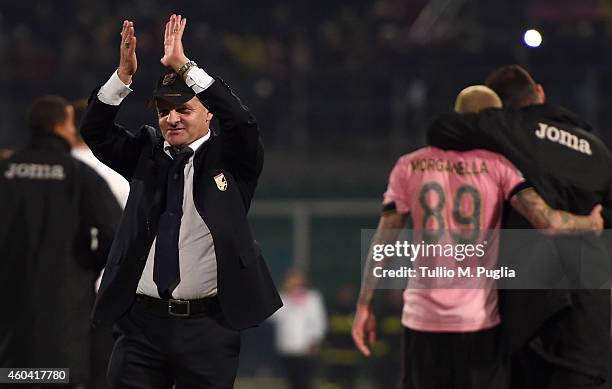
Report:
184,66,215,94
507,181,532,201
97,70,133,106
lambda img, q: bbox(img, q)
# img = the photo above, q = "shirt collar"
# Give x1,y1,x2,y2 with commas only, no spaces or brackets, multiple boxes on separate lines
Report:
163,129,211,159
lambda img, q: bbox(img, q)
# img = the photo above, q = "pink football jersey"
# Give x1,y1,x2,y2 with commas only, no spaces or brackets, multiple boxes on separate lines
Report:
384,146,525,332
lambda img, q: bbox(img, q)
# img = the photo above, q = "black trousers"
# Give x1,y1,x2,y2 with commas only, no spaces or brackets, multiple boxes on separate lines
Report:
89,323,114,389
510,291,609,389
402,326,508,389
107,300,241,389
510,342,608,389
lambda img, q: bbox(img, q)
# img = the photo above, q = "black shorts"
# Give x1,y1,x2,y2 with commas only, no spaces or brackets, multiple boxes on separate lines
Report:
402,325,508,389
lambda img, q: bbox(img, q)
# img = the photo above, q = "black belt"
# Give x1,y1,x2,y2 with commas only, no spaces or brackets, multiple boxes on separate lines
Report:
135,294,220,317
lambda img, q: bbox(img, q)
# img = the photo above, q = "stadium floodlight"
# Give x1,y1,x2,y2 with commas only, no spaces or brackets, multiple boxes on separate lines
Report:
523,29,542,48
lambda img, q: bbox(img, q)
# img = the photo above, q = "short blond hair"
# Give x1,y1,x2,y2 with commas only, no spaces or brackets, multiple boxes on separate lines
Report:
454,85,502,113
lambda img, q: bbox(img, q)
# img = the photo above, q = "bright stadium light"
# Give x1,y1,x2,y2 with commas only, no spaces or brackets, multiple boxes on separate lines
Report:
523,29,542,48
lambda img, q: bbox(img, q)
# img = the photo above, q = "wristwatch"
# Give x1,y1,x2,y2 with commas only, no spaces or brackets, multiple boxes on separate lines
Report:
177,60,197,78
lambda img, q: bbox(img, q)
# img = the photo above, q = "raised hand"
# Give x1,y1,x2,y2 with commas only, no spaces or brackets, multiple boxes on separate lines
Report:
118,20,137,85
160,14,189,72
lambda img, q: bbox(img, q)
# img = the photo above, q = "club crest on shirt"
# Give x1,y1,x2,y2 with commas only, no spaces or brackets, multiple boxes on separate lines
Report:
214,173,227,191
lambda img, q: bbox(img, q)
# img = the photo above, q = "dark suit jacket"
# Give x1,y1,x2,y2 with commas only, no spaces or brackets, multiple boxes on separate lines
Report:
81,77,282,330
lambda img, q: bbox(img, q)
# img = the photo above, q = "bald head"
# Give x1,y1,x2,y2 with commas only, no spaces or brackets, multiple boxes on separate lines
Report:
454,85,502,113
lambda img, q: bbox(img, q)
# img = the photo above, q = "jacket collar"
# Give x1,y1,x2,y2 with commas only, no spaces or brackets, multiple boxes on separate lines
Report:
525,103,593,132
28,133,71,152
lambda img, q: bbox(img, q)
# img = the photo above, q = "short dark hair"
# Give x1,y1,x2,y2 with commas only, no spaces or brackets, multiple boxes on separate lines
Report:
28,95,70,134
485,65,539,109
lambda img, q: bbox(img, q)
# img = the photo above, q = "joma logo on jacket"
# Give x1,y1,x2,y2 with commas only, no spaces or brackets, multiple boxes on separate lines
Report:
4,163,65,180
534,122,592,155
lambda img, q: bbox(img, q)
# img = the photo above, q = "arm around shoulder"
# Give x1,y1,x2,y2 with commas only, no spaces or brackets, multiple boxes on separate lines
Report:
510,188,604,233
426,109,507,152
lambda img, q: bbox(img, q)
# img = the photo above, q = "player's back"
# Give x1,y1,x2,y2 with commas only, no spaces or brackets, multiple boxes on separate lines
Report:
384,146,525,332
387,146,524,232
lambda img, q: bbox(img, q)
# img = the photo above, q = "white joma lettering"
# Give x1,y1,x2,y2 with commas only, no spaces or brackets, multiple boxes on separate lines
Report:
4,163,65,180
534,122,592,155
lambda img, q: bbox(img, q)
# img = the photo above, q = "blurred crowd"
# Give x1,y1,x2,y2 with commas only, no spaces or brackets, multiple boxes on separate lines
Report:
2,0,612,157
0,0,424,153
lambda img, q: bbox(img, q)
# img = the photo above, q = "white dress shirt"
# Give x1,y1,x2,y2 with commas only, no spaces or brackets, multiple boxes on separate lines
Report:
72,147,130,209
97,66,219,299
72,147,130,293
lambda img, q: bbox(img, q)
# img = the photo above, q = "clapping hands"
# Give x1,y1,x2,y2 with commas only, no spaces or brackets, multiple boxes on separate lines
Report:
117,14,191,85
160,14,190,72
